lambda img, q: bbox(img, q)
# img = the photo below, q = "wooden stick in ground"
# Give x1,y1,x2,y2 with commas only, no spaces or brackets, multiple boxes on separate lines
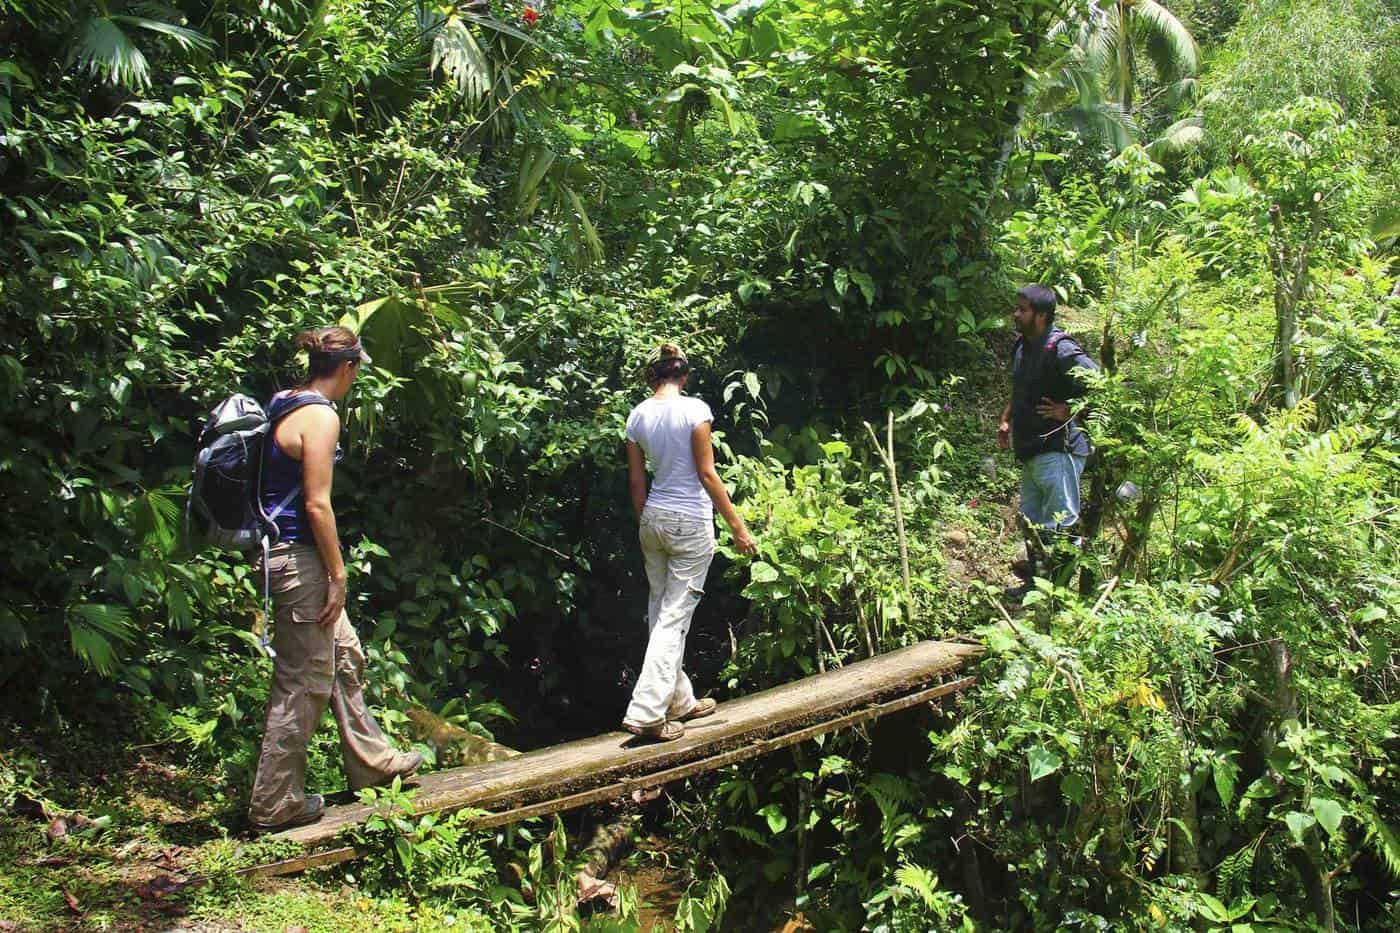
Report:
864,414,913,621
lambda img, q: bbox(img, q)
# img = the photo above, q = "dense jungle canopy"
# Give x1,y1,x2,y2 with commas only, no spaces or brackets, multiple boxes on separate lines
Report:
1,0,1398,929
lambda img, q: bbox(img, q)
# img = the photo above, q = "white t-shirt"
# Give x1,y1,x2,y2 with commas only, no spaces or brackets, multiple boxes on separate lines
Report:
625,395,715,518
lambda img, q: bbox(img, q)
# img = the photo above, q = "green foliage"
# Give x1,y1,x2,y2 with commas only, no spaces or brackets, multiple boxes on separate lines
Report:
349,781,506,920
1,0,1398,929
0,0,1054,716
1205,0,1398,152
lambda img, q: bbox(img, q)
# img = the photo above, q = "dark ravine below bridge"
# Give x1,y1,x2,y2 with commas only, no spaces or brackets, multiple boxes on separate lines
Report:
243,639,982,880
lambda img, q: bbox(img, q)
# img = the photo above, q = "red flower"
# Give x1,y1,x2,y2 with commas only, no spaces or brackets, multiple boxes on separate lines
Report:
968,498,980,509
522,6,540,25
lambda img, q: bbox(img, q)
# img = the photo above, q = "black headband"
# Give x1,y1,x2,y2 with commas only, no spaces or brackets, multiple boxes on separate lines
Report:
313,342,370,364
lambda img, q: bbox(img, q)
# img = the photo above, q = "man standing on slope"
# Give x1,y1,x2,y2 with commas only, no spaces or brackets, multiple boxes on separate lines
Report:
997,284,1099,600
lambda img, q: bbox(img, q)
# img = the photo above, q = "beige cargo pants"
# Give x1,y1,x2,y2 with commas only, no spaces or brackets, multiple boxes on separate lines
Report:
622,506,715,728
248,542,408,827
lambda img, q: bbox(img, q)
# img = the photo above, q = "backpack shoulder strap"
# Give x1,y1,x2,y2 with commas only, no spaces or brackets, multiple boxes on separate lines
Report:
1043,331,1080,373
267,392,335,424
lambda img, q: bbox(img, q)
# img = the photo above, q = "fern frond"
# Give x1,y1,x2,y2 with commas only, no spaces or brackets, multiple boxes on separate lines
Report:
893,863,940,908
864,773,916,820
1362,810,1400,878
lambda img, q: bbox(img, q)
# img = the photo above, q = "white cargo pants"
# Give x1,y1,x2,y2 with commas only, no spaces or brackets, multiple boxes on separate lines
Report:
623,506,715,728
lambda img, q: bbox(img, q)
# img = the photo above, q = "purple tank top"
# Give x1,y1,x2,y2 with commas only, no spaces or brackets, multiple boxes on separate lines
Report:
260,391,337,543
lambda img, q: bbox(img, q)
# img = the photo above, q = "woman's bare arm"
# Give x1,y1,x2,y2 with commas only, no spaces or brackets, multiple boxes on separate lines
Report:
626,440,648,519
691,422,757,555
297,406,347,625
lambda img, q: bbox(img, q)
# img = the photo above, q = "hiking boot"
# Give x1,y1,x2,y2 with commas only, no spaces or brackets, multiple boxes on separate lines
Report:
1004,554,1037,601
251,794,325,833
360,751,425,790
672,697,717,722
623,720,685,742
1002,579,1035,603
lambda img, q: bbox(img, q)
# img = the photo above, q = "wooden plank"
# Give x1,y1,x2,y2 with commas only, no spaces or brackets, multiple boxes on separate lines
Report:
239,845,360,881
474,675,977,828
241,674,977,879
274,640,978,849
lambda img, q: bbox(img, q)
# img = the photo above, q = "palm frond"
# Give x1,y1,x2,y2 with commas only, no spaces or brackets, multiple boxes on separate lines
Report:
1133,0,1200,81
432,17,492,103
0,606,27,648
1065,101,1135,150
1082,6,1120,77
516,144,558,217
111,14,214,54
1147,115,1205,161
1360,807,1400,878
456,9,535,46
131,486,182,553
68,17,151,89
562,184,605,266
893,863,941,908
69,603,137,676
1160,75,1200,110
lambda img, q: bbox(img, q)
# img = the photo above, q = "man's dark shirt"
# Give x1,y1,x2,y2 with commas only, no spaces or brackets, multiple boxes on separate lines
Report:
1011,327,1098,462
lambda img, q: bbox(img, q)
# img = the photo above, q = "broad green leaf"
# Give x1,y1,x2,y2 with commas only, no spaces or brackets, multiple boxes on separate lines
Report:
1060,772,1087,805
1196,893,1230,922
749,561,779,583
1214,754,1239,807
394,836,415,871
1284,811,1316,846
1028,746,1062,782
849,270,875,305
1310,798,1345,837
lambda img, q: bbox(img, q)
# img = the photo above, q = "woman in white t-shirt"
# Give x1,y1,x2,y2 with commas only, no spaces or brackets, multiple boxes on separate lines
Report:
621,344,758,741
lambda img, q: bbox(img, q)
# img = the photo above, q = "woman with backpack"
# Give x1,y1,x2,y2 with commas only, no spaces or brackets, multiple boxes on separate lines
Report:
248,326,421,831
621,344,758,742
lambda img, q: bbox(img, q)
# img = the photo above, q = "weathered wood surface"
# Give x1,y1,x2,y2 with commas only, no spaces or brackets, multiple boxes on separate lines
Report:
273,640,980,851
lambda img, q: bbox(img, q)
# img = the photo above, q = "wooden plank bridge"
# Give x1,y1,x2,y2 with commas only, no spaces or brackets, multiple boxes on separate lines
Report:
246,640,980,879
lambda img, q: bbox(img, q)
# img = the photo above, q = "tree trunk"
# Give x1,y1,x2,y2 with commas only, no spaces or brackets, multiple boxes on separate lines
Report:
1114,490,1157,579
1168,717,1206,889
1288,842,1336,931
979,24,1044,224
1265,640,1334,928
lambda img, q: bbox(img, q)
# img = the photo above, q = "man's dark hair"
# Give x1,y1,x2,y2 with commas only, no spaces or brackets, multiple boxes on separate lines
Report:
1017,284,1057,325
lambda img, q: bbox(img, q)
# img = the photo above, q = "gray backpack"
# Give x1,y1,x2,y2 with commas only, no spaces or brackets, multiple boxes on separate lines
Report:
188,394,276,552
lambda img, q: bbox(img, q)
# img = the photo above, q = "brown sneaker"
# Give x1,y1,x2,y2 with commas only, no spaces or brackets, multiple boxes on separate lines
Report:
672,698,717,722
623,720,685,742
251,794,325,833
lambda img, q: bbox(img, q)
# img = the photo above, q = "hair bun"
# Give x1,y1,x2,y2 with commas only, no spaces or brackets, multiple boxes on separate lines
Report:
658,342,684,359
